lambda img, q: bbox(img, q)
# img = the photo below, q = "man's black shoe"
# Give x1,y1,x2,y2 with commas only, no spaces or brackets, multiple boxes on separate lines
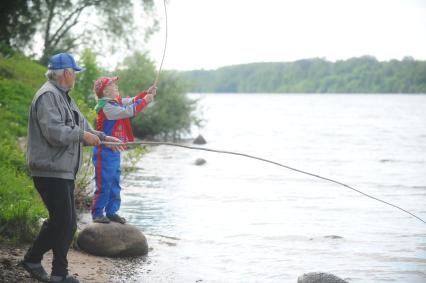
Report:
19,260,49,282
50,275,80,283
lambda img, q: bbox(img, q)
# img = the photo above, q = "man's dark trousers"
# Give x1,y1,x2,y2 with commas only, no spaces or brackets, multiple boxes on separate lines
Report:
24,177,77,277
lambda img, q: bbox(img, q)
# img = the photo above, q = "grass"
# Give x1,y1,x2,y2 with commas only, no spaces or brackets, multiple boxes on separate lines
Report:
0,54,48,243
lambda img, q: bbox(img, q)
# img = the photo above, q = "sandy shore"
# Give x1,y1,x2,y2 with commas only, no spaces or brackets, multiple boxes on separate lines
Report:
0,244,120,282
0,213,149,282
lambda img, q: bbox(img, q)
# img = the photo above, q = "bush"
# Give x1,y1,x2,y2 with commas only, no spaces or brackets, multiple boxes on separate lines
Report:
0,137,47,243
75,48,101,108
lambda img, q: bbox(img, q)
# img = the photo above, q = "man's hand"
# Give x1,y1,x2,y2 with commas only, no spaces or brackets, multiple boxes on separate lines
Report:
104,136,126,152
83,131,101,146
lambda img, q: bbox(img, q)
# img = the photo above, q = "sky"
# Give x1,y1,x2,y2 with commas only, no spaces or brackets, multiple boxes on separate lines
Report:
144,0,426,71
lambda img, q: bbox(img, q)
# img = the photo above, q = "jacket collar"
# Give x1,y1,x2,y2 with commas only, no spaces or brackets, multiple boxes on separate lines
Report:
48,79,70,94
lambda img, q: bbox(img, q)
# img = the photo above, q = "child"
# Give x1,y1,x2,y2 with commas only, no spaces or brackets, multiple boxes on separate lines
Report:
91,76,156,224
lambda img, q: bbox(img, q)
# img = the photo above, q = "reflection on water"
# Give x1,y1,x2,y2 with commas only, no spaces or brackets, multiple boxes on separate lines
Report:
119,94,426,283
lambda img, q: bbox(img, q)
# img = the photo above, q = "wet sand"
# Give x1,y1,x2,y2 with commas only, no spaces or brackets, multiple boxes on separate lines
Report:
0,244,119,282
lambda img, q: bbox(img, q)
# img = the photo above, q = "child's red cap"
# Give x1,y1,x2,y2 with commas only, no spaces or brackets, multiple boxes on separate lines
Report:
94,76,119,97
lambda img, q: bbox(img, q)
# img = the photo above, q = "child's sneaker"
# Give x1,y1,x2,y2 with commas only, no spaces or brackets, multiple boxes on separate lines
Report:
93,216,110,223
107,214,126,224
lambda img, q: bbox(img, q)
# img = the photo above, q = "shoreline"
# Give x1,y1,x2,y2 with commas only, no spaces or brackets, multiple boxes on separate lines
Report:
0,244,120,282
0,212,144,283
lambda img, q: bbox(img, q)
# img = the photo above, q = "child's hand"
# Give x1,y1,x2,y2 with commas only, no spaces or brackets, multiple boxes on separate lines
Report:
147,85,157,96
144,93,155,104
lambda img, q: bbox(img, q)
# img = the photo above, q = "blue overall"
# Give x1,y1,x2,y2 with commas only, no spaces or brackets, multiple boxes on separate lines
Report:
91,146,121,218
91,93,147,219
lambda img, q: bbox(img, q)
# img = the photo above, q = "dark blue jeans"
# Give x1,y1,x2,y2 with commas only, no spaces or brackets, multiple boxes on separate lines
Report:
24,177,77,277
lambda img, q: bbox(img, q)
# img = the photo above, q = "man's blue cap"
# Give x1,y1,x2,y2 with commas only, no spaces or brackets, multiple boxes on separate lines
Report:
47,53,83,71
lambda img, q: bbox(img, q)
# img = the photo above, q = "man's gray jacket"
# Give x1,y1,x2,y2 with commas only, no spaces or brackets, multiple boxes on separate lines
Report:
27,80,106,180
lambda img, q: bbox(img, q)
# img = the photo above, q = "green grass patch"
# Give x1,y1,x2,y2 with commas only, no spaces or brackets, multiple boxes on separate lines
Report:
0,137,47,243
0,54,50,243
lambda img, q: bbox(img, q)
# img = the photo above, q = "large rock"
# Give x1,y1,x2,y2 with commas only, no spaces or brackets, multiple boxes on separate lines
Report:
298,272,348,283
193,134,207,145
77,222,148,257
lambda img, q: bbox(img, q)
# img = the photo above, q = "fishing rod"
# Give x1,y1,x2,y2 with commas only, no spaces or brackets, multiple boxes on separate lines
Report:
153,0,168,87
101,141,426,225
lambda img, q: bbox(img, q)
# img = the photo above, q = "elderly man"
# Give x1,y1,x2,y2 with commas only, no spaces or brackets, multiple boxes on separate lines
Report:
20,53,121,283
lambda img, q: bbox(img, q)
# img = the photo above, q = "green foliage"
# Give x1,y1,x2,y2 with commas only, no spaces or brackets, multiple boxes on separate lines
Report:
74,147,95,210
0,54,46,139
115,51,200,139
121,146,146,177
1,0,157,63
0,1,41,51
0,137,46,243
180,56,426,93
0,54,48,243
75,48,101,108
40,0,156,64
116,51,157,95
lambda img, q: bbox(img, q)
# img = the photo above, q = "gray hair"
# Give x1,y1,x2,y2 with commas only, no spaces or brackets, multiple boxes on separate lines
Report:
45,68,73,81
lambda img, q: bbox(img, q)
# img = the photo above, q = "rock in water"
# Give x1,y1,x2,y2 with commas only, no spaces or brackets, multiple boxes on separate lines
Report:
195,158,206,166
324,235,343,239
193,134,207,145
77,223,148,257
298,272,348,283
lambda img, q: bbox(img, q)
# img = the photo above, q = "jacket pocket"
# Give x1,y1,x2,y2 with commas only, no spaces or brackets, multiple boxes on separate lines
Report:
65,117,75,127
51,145,76,172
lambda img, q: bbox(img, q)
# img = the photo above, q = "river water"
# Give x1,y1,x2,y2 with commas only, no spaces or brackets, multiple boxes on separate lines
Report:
120,94,426,283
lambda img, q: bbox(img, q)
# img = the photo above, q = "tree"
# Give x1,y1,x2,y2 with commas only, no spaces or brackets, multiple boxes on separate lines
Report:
0,0,41,52
179,57,426,94
1,0,157,63
74,48,101,107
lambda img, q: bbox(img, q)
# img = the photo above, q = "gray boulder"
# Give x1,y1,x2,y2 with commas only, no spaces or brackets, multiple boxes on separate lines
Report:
195,158,206,166
193,134,207,145
77,222,148,257
298,272,348,283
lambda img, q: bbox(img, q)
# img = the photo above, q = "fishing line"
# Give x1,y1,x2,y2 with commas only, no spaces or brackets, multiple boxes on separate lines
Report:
136,1,425,225
154,0,168,86
101,141,426,225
